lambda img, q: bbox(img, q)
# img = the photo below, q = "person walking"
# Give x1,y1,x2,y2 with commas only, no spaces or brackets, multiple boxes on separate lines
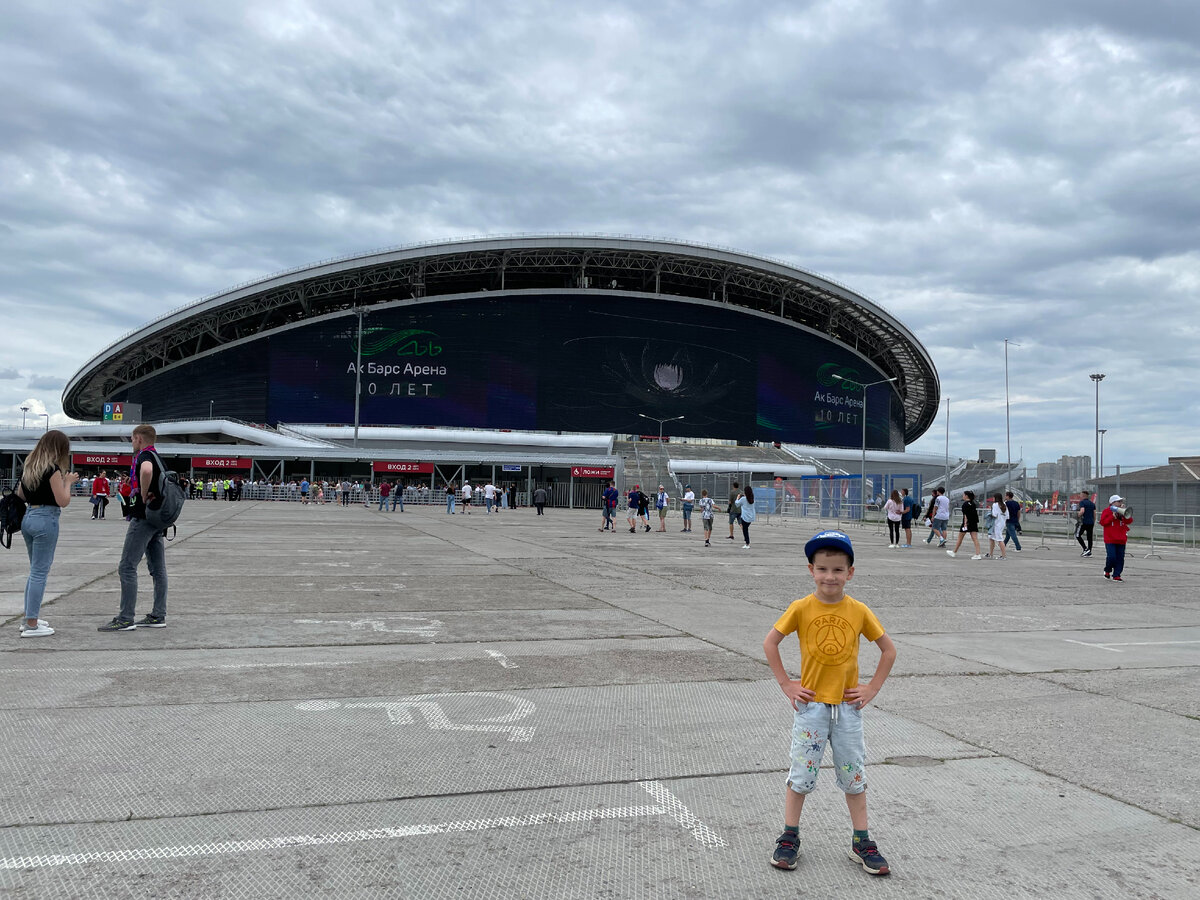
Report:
681,484,695,533
636,486,651,532
600,481,619,532
899,487,916,547
461,481,473,514
932,487,950,547
99,424,171,632
15,430,79,637
532,485,548,515
727,481,741,541
883,490,903,548
655,485,669,532
378,480,391,511
1002,491,1023,552
699,489,715,546
736,485,757,549
921,493,938,544
1100,494,1132,581
985,492,1008,560
946,491,983,559
90,469,110,520
1075,492,1096,557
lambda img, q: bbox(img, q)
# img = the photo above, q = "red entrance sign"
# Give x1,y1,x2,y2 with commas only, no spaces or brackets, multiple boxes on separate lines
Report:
191,457,252,469
72,453,133,467
373,461,435,474
571,466,615,479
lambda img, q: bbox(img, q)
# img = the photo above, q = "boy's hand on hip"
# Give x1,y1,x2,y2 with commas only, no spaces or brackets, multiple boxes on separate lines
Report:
844,684,879,709
780,681,815,710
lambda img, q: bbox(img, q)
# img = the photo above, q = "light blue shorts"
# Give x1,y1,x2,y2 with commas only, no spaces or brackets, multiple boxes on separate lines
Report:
786,701,867,795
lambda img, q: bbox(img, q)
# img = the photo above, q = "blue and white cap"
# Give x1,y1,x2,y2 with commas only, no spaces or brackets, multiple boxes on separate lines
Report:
804,530,855,565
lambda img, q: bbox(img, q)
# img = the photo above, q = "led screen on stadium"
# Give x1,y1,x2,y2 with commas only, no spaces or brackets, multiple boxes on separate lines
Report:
263,295,902,449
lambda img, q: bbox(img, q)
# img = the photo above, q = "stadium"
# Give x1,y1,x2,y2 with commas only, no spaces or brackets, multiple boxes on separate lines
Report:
63,235,939,446
2,235,997,508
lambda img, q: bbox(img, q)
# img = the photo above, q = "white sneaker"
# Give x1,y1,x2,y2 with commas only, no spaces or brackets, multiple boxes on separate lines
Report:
20,623,54,638
18,618,49,632
971,554,983,560
887,544,896,548
742,544,750,549
946,550,956,557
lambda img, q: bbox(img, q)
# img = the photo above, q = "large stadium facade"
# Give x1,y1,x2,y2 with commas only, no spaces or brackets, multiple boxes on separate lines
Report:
63,236,939,449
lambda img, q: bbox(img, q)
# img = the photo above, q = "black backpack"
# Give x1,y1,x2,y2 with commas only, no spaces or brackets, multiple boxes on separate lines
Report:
0,486,27,550
142,450,186,538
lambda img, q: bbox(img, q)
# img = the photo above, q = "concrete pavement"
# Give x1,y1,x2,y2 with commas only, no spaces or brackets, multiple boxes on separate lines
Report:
2,500,1198,898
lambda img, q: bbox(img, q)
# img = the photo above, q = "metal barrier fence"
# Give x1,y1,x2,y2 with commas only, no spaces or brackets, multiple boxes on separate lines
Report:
1145,514,1200,558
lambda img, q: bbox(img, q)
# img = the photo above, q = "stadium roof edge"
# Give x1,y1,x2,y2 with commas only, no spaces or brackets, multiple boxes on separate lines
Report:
63,234,940,441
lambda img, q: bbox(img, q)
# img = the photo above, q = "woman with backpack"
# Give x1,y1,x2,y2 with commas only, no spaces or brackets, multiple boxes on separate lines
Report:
15,430,79,637
735,485,757,549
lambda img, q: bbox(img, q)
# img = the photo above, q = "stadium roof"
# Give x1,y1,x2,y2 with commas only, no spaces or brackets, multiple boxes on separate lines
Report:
63,235,940,441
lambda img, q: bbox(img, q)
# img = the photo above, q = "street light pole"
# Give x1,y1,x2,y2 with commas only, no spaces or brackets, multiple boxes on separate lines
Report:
1098,429,1107,481
1004,339,1020,479
20,406,29,429
637,413,685,446
1089,373,1105,480
832,374,899,517
39,413,49,432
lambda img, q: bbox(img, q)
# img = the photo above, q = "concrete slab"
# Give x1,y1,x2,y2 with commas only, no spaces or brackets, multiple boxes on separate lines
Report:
882,674,1200,828
0,638,766,708
900,625,1200,672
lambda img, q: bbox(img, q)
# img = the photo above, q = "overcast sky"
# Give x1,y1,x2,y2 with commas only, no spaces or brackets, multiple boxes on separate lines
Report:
2,0,1197,472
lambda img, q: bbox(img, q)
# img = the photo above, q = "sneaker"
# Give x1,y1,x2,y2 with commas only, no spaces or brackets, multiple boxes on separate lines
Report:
644,525,651,533
983,554,991,559
1081,550,1092,557
771,830,799,870
136,615,167,628
849,839,889,876
937,540,946,547
1112,575,1123,582
946,550,956,558
971,554,983,560
18,618,49,632
629,527,636,533
704,540,710,547
97,617,137,632
19,623,54,638
887,544,896,549
727,535,735,541
743,543,750,549
1104,571,1111,579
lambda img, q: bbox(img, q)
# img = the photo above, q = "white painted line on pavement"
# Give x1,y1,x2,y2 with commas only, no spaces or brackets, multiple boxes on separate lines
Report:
292,616,441,635
640,780,728,848
0,782,726,870
1063,638,1200,653
0,805,665,870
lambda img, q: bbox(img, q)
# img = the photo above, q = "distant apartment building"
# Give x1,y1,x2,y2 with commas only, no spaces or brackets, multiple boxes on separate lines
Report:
1030,455,1092,493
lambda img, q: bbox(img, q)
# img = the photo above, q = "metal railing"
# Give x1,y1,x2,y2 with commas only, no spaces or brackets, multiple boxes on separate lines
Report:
1145,514,1200,558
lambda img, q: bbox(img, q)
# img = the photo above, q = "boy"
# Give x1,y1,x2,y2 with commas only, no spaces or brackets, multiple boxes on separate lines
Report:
762,530,897,876
698,489,715,546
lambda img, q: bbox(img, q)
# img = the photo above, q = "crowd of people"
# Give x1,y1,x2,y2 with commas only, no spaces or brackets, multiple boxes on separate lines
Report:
596,480,759,549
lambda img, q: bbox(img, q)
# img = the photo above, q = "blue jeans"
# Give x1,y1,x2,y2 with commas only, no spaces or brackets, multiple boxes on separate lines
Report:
22,506,61,621
1004,521,1022,550
486,497,494,513
378,495,388,510
1105,542,1126,577
393,493,403,511
118,517,168,622
446,495,455,513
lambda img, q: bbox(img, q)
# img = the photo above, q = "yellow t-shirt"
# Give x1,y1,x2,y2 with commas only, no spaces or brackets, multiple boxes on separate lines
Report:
773,593,885,704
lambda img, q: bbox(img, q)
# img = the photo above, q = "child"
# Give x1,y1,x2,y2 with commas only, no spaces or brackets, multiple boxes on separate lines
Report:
762,530,897,876
698,489,715,546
